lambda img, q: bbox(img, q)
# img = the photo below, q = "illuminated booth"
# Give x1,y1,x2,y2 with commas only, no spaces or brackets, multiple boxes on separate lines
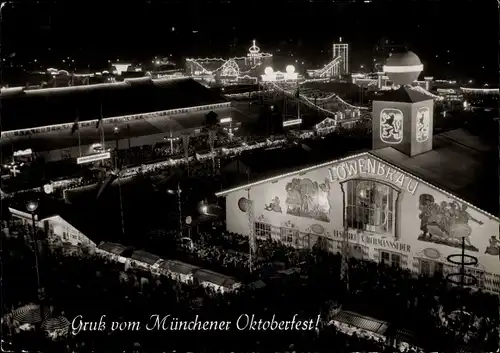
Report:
216,51,500,294
315,117,337,135
185,40,273,83
261,65,298,82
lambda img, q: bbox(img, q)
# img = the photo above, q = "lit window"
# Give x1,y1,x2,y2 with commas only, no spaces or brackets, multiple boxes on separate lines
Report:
380,250,401,268
255,222,271,239
344,180,399,237
280,227,298,246
420,259,431,276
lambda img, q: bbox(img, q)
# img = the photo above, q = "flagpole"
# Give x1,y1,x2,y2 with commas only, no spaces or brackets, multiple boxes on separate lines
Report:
297,82,301,132
127,124,131,149
169,126,173,155
77,128,82,157
99,102,105,148
101,118,105,148
74,108,82,157
118,176,125,236
247,189,255,274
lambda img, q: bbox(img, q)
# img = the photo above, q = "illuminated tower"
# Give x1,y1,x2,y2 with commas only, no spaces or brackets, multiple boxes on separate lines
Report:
372,51,435,157
247,39,261,65
333,37,349,75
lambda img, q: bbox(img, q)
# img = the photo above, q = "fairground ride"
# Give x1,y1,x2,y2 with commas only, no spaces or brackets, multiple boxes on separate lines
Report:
307,39,348,79
306,56,344,79
185,40,273,85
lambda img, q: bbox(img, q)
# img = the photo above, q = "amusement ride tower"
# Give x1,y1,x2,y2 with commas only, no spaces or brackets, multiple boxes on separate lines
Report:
247,40,261,65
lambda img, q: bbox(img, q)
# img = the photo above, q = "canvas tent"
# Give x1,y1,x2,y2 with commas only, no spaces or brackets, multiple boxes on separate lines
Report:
97,242,134,263
130,250,162,268
331,310,389,340
157,260,200,283
194,269,241,293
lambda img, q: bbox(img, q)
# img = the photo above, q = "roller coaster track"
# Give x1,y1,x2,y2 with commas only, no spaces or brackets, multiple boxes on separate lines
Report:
269,82,369,115
272,83,369,110
308,56,342,78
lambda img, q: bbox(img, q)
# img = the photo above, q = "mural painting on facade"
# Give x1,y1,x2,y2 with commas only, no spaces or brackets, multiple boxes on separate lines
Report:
285,178,331,222
380,108,403,144
264,197,283,213
418,194,482,252
416,107,430,143
484,236,500,258
256,214,270,223
282,220,297,229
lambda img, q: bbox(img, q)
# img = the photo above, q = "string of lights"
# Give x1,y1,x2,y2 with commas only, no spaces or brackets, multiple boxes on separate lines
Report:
186,58,265,75
186,40,272,76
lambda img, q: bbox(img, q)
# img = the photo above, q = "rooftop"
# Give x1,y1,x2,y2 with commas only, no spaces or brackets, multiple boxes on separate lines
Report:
1,77,227,132
194,268,238,288
220,133,372,187
374,86,433,103
98,242,134,257
1,107,251,153
372,129,498,216
160,260,200,275
6,193,124,245
218,128,498,218
130,250,162,265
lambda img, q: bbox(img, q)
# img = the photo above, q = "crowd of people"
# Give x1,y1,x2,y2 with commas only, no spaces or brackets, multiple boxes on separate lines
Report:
1,230,395,352
117,132,242,169
2,222,499,352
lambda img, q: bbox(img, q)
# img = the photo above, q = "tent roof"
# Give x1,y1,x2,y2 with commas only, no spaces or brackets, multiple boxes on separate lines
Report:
98,242,134,256
160,260,200,275
130,250,162,265
333,310,389,335
1,77,227,131
194,269,238,288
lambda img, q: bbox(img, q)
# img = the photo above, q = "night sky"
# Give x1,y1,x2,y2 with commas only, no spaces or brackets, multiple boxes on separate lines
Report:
1,0,498,82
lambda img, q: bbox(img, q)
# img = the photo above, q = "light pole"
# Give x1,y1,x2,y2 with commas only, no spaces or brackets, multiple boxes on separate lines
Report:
113,126,126,235
26,200,44,307
167,183,183,237
113,126,120,169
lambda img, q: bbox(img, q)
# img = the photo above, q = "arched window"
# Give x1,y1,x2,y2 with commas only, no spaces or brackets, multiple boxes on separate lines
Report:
343,179,399,237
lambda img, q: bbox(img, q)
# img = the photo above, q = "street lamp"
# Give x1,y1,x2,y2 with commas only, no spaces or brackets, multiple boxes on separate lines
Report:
25,200,44,306
113,126,120,168
167,183,183,236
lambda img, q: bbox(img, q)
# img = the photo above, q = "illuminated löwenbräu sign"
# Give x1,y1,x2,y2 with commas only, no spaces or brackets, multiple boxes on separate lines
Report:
327,157,419,194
